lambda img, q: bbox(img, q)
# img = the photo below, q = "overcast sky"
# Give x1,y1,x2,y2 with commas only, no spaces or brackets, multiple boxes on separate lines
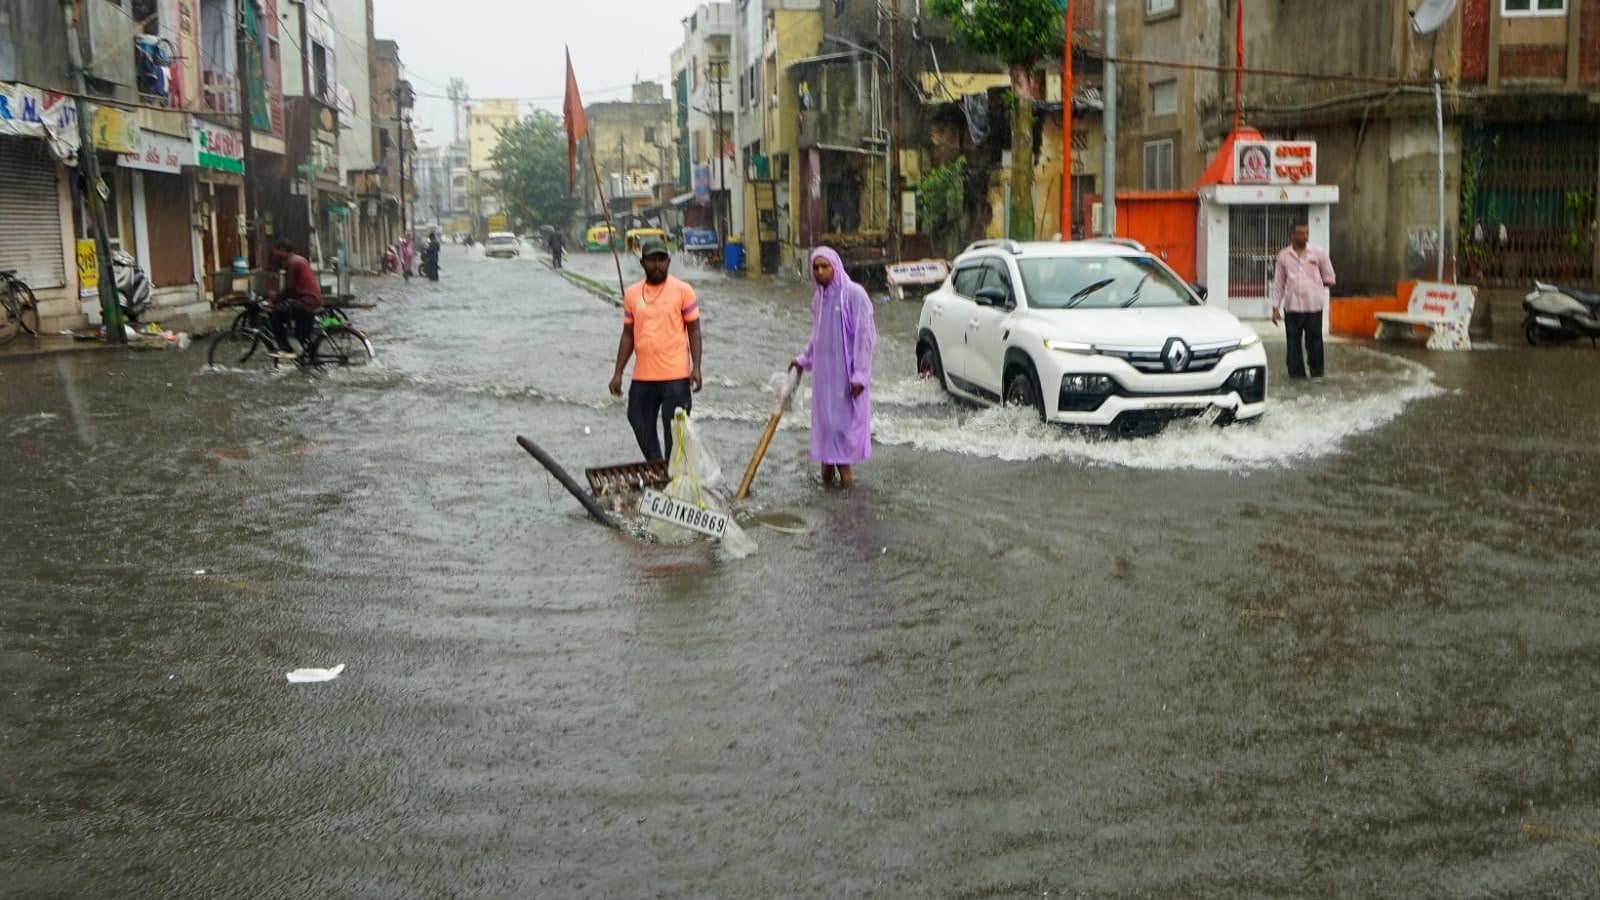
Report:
373,0,689,144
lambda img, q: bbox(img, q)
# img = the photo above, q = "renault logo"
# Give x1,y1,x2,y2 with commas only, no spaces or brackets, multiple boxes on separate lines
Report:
1163,338,1192,372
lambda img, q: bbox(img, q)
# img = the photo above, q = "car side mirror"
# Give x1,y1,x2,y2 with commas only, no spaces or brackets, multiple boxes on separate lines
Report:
1190,283,1209,301
976,285,1010,307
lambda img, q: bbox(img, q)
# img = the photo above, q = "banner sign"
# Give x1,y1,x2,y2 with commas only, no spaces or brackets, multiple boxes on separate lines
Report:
76,239,99,298
886,259,950,286
192,118,244,173
119,130,192,173
92,106,142,153
1234,140,1317,186
0,82,81,157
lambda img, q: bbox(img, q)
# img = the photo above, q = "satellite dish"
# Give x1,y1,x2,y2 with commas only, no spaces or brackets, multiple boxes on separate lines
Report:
1411,0,1459,35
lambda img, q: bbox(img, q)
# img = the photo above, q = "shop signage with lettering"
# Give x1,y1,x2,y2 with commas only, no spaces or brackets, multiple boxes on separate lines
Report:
119,130,193,174
1234,140,1317,186
0,82,80,155
191,119,244,174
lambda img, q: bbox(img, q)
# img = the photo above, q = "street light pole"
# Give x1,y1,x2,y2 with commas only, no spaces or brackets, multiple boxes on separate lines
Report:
712,59,729,246
60,0,122,342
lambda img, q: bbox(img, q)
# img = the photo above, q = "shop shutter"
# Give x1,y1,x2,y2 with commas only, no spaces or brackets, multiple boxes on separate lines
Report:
0,137,67,289
143,172,194,287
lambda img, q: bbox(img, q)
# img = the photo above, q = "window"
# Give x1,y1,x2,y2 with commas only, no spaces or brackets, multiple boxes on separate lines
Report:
1147,0,1177,14
1502,0,1565,15
1143,140,1174,190
1016,255,1197,310
1150,80,1177,117
983,260,1015,304
952,265,985,298
644,127,656,144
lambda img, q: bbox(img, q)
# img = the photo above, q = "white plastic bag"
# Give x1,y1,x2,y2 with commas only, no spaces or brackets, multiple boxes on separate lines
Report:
648,410,756,557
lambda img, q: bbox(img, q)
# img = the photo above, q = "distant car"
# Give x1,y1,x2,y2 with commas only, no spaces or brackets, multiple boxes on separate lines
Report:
916,239,1268,435
484,232,520,259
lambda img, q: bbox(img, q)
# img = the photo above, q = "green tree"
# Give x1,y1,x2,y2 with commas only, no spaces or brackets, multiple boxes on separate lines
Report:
488,110,576,234
928,0,1062,241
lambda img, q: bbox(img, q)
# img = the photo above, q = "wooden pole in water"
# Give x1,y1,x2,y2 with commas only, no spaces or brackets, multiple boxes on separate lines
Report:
516,435,620,529
734,371,801,503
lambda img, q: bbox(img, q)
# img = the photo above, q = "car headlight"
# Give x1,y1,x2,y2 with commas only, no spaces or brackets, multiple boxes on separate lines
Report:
1045,339,1095,354
1061,374,1115,394
1238,331,1261,349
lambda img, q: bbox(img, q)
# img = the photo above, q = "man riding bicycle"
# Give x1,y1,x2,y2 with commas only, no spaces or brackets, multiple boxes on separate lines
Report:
269,237,324,359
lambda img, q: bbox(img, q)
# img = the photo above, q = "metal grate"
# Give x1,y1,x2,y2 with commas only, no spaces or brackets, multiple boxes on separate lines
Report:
1461,123,1598,287
1227,204,1308,299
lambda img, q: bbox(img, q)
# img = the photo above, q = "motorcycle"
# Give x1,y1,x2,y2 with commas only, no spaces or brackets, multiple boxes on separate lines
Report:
111,250,154,324
1523,281,1600,346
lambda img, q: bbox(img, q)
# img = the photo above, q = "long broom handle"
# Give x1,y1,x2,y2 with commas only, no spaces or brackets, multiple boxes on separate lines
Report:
734,370,802,503
734,412,782,503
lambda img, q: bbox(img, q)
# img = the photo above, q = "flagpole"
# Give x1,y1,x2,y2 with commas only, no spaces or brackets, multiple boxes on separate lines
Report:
590,151,627,299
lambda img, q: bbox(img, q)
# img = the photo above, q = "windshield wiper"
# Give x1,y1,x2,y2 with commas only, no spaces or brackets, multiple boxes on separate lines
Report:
1120,273,1152,308
1064,278,1115,309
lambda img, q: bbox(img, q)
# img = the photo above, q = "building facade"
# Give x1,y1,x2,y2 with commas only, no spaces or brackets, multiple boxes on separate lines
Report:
577,84,673,234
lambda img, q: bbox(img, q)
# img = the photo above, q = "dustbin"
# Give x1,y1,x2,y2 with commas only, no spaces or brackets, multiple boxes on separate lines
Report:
723,238,745,273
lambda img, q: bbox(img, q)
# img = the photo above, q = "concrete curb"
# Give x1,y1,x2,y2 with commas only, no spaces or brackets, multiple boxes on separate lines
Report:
540,260,622,307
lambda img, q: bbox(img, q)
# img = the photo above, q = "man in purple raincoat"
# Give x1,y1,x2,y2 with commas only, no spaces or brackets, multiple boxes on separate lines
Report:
790,247,876,486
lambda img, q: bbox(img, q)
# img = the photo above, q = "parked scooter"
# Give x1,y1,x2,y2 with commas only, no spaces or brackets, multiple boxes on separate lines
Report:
1523,281,1600,346
111,250,153,324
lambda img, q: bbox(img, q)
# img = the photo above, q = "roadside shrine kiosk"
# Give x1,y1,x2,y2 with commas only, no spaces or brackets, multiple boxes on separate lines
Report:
1194,129,1340,328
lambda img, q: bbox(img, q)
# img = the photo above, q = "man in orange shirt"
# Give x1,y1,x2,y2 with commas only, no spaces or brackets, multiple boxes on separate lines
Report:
608,239,703,460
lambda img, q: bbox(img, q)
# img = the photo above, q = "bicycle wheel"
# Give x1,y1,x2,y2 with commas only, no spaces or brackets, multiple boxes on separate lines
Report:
308,324,374,367
0,280,40,345
207,328,276,368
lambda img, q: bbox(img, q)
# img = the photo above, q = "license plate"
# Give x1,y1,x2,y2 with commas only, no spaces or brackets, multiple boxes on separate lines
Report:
1141,401,1207,410
638,489,729,539
1536,315,1561,328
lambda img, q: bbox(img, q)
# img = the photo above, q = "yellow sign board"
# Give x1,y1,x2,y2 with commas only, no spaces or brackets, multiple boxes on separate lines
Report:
486,215,507,233
92,107,142,154
76,239,99,298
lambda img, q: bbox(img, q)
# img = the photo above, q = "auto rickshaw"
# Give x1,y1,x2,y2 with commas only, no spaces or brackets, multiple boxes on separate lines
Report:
584,225,615,251
625,228,669,255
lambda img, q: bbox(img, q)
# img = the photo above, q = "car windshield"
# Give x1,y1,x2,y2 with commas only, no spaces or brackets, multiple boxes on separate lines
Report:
1016,255,1198,309
488,234,515,244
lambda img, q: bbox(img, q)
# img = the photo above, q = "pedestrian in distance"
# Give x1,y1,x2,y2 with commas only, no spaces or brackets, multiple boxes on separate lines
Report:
422,230,441,282
399,233,415,281
1271,221,1336,379
548,229,566,270
268,237,324,360
608,238,703,461
789,246,876,487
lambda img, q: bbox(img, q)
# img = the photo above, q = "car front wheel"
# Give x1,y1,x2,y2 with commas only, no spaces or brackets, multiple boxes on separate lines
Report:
1003,366,1045,422
917,341,945,388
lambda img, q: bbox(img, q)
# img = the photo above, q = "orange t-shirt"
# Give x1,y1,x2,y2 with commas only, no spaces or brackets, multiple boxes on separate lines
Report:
623,275,699,382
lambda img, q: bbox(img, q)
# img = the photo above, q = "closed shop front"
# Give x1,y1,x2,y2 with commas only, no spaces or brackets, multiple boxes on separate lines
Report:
143,171,194,287
0,136,67,289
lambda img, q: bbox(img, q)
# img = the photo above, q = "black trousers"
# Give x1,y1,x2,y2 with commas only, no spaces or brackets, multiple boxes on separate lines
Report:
551,246,563,269
1284,310,1325,378
627,378,693,461
270,301,315,353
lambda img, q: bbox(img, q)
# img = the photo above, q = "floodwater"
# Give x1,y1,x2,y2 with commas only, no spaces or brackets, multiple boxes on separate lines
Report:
3,243,1600,898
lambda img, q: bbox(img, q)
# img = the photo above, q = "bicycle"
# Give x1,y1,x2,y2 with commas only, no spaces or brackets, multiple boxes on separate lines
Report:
207,294,373,369
0,268,42,347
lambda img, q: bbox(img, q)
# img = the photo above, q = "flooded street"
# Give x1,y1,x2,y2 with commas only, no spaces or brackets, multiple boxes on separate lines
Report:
5,244,1600,897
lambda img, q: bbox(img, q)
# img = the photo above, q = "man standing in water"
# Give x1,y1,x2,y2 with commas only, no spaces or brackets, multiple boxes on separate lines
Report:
1271,222,1336,378
608,238,703,461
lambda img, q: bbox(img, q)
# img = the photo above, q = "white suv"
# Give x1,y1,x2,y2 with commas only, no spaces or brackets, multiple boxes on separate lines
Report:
916,240,1267,434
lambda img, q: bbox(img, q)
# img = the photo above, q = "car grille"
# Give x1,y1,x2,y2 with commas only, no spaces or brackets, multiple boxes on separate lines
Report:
1059,380,1235,413
1096,340,1240,374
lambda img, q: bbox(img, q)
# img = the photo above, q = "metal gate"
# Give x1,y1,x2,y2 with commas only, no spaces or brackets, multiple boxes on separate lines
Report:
0,137,67,289
1461,124,1598,287
1228,204,1306,315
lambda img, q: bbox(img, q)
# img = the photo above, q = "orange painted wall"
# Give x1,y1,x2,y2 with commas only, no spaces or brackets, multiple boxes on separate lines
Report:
1330,295,1409,337
1085,192,1200,282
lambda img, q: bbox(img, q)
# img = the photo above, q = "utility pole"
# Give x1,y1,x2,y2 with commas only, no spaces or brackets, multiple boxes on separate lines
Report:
1101,0,1116,238
888,0,901,262
60,0,122,343
1061,0,1074,240
236,0,260,268
398,114,409,235
297,0,317,262
712,59,728,246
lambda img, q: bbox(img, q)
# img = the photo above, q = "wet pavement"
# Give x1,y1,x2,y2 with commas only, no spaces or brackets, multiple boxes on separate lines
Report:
4,242,1600,898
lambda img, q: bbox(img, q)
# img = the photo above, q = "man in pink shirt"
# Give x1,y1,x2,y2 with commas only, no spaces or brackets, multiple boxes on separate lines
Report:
1271,222,1336,378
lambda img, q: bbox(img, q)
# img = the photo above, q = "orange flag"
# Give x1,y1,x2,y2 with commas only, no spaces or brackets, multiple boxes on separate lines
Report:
563,48,589,189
